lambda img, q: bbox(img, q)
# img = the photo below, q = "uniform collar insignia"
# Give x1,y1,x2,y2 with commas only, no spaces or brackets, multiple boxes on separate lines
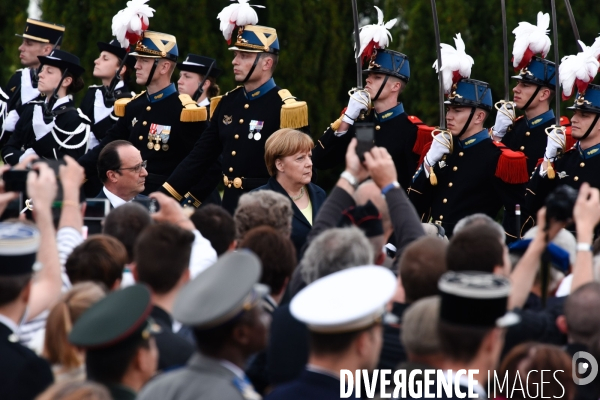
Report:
578,142,600,159
527,109,554,128
147,83,176,103
244,78,276,101
459,129,489,149
374,103,405,122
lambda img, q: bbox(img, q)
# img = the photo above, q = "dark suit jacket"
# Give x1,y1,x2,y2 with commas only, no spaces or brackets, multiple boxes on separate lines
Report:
95,188,149,209
266,369,359,400
151,306,195,372
253,177,326,259
0,321,54,400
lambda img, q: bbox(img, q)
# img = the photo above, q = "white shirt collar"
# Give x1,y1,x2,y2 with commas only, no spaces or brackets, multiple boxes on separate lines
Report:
103,186,128,208
47,95,71,111
219,359,246,380
198,97,210,107
0,314,19,334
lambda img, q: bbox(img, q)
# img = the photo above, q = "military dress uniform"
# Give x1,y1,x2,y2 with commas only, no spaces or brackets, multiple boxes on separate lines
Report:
313,50,433,190
161,25,309,213
408,79,529,239
77,32,208,195
2,50,91,165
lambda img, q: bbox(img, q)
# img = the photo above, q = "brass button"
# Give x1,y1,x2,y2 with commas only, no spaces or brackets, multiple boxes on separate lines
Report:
375,125,381,131
580,162,585,167
244,104,249,109
143,121,147,126
229,167,233,172
232,151,236,156
459,152,464,157
526,131,530,136
574,176,579,181
448,182,453,187
239,119,244,124
452,166,458,171
146,106,151,111
439,215,444,220
138,136,143,140
520,146,525,151
234,134,239,139
443,198,447,203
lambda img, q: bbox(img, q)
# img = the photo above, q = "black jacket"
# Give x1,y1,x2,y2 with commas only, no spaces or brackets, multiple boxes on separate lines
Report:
150,306,195,373
79,84,134,142
266,369,359,400
253,177,326,259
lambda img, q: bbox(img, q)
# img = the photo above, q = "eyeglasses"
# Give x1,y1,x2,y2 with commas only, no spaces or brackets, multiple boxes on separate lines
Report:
117,160,147,173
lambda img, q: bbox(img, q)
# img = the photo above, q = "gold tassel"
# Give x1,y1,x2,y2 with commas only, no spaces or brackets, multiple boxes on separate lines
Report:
330,116,343,131
429,170,438,186
179,94,207,122
113,98,130,117
278,89,308,129
547,163,555,179
210,95,222,120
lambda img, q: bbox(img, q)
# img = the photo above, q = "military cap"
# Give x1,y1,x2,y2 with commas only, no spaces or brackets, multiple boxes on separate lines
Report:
568,83,600,114
445,78,493,111
229,25,280,55
97,38,136,68
69,284,159,349
173,251,269,329
38,49,85,77
0,222,40,276
337,201,384,238
16,18,65,45
291,265,396,334
512,56,556,89
177,54,222,78
438,271,520,328
364,49,410,83
130,31,178,61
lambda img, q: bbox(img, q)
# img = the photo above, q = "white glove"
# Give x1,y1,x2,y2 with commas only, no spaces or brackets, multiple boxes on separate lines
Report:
491,102,515,138
342,90,370,125
19,148,38,163
94,89,113,122
4,110,20,132
543,127,566,161
21,68,40,105
32,104,55,140
424,133,451,167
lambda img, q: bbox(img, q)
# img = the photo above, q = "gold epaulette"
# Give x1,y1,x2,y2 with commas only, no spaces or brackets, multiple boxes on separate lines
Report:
179,94,207,122
114,90,145,117
210,95,222,120
278,89,308,129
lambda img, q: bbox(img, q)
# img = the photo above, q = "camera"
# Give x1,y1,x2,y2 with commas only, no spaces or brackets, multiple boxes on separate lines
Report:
132,198,160,214
545,185,578,222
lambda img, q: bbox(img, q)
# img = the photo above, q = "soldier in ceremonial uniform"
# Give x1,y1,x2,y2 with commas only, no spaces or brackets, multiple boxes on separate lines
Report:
69,284,159,400
2,49,90,165
160,3,309,213
176,53,222,107
525,84,600,219
2,19,65,146
408,78,529,239
266,266,397,400
77,31,208,194
312,7,432,190
138,252,269,400
0,222,54,400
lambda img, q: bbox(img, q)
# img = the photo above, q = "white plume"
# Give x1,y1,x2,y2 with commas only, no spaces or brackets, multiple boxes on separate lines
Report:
217,0,265,44
512,11,551,69
357,6,397,60
111,0,155,48
559,39,600,98
432,33,474,93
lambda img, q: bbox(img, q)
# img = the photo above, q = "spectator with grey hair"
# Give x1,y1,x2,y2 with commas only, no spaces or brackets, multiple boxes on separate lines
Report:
234,190,293,242
453,212,505,240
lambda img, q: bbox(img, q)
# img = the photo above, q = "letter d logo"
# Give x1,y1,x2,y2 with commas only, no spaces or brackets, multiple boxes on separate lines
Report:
573,351,598,385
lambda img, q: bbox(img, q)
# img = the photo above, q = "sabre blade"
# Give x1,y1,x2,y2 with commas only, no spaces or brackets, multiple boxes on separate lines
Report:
351,0,363,89
501,0,509,100
550,0,561,125
430,0,446,129
564,0,582,50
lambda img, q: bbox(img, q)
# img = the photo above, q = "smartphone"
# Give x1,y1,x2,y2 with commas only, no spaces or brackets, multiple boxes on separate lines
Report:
132,198,160,214
83,199,111,220
355,122,375,162
2,170,29,192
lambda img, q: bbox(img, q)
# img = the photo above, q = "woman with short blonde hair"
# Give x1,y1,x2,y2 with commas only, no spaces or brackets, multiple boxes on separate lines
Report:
255,128,326,258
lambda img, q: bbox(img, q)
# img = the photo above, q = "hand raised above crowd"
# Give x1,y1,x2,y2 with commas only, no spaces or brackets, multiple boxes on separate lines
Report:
149,192,195,231
344,138,369,183
363,146,398,189
27,162,58,213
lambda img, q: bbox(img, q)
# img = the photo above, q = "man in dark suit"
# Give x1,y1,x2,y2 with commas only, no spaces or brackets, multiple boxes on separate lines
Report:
96,140,149,208
0,222,54,400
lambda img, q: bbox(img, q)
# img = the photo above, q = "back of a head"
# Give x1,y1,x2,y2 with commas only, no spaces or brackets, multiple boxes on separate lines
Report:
453,213,504,240
234,191,293,240
401,296,441,357
35,380,112,400
190,204,235,255
300,227,373,285
44,282,106,369
399,237,447,303
239,226,297,296
564,282,600,346
103,203,153,263
446,225,504,273
134,223,195,294
65,235,128,290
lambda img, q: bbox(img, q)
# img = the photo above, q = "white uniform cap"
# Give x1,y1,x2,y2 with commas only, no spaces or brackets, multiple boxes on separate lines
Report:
290,265,397,334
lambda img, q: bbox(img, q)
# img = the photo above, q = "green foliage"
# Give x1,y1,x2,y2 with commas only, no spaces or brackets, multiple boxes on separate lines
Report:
0,0,29,85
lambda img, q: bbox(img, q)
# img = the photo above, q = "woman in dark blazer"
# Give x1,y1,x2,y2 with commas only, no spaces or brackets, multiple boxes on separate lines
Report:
254,128,326,258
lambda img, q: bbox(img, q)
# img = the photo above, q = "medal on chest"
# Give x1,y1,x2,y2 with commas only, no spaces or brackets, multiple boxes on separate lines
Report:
148,124,171,151
248,120,264,141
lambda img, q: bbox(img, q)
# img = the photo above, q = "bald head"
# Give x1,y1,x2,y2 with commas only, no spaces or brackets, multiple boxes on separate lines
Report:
354,180,391,236
565,282,600,346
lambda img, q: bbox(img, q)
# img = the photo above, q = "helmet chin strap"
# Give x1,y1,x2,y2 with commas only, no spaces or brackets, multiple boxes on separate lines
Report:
243,53,263,84
371,74,390,102
579,113,600,141
145,59,160,87
520,84,542,111
455,107,477,138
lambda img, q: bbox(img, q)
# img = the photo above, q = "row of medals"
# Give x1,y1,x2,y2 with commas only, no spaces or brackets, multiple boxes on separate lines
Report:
147,130,170,151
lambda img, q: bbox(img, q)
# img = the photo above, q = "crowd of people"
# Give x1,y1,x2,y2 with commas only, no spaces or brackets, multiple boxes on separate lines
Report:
2,1,600,400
